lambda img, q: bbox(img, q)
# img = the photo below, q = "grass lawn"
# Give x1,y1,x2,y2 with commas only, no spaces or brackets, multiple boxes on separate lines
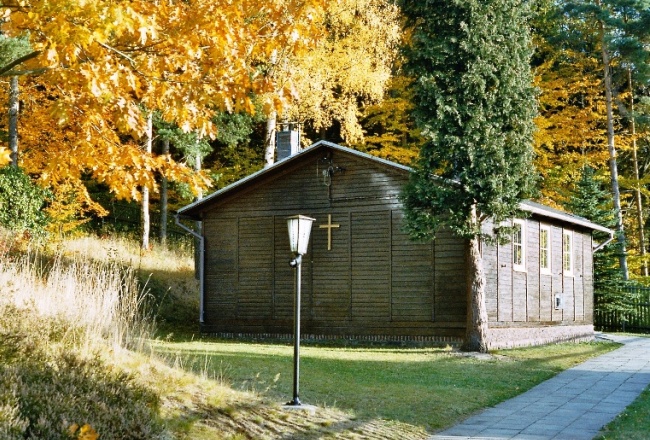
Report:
152,338,618,433
597,386,650,440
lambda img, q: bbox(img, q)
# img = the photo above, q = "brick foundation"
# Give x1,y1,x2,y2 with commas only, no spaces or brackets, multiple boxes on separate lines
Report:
487,324,594,350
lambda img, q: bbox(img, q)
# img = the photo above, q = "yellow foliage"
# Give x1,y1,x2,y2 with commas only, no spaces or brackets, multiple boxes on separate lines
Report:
2,0,328,204
0,147,11,166
534,50,614,203
69,423,98,440
266,0,402,143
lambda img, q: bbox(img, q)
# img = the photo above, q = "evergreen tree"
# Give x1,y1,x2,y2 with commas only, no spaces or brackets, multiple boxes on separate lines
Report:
564,166,635,318
400,0,538,351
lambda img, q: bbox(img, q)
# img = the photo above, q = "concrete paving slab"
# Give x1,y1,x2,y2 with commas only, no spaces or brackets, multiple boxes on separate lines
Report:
428,334,650,440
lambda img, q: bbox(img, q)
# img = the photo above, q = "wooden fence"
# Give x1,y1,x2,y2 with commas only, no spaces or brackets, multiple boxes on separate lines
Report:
594,286,650,333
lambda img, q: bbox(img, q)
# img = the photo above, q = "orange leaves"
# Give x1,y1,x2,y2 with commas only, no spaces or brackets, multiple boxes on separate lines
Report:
0,148,11,166
5,0,328,132
1,0,329,213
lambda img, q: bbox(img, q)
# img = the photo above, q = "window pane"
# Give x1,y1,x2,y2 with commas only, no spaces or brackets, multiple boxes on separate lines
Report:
540,229,548,269
513,224,522,266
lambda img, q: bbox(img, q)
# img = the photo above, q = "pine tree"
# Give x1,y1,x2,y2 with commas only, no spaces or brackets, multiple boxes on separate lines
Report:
400,0,538,351
564,166,635,318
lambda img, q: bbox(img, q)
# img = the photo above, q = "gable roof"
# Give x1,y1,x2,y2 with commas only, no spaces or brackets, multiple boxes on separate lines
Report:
177,140,409,217
177,141,613,235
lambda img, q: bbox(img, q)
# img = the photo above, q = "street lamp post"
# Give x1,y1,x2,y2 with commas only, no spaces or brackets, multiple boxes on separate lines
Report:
286,215,315,406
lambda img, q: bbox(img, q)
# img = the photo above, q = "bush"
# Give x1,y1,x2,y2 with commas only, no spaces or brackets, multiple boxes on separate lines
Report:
0,166,50,237
0,319,168,439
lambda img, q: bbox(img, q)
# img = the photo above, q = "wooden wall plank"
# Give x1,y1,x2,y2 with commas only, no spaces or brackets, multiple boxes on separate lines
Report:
551,226,563,321
203,219,238,324
237,217,274,319
583,234,594,322
571,232,583,321
391,210,435,322
527,221,541,322
433,230,466,323
497,239,513,322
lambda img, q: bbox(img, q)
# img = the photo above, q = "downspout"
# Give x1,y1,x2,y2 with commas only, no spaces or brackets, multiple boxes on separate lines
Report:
175,213,205,324
593,230,615,253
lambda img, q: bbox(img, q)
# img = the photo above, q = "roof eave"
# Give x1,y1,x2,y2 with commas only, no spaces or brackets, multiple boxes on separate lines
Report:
520,201,613,235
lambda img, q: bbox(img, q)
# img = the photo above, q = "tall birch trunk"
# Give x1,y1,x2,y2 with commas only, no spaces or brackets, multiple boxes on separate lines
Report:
264,111,277,168
599,19,629,280
160,137,170,247
462,207,489,352
9,76,19,167
141,112,153,251
194,146,203,279
628,69,647,276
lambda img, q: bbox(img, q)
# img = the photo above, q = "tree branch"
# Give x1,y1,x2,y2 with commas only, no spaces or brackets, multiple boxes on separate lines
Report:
0,50,41,76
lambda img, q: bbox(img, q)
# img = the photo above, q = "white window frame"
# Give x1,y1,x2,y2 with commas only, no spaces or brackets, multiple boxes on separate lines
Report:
563,230,574,277
512,219,526,272
539,224,552,275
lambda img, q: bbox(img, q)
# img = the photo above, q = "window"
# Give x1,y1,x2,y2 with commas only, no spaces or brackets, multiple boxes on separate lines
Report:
540,225,551,275
563,230,573,276
513,219,526,271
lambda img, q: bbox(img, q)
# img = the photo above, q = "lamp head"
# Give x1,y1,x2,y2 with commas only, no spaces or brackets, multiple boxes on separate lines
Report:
286,215,315,255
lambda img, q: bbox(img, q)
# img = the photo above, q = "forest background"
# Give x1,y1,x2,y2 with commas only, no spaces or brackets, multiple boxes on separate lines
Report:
1,0,650,287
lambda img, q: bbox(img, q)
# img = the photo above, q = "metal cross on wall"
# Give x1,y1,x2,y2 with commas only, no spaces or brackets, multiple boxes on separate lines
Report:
318,214,340,251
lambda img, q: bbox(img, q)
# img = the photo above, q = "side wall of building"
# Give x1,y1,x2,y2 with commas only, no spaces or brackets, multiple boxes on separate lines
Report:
483,218,595,349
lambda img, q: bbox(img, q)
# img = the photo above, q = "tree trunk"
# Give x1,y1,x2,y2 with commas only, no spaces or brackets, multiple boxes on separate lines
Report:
141,112,153,251
461,208,489,352
160,137,170,247
194,146,203,279
628,69,647,276
264,110,277,168
599,19,629,280
9,76,19,167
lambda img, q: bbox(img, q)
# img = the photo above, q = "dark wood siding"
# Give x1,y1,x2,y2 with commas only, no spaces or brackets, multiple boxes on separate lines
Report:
433,230,466,324
195,144,597,340
273,216,296,321
203,218,237,324
391,210,434,322
311,212,351,326
198,147,465,339
237,217,274,320
351,211,391,322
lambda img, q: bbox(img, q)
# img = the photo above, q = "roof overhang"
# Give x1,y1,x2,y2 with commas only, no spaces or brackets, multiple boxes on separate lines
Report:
176,140,410,218
520,200,613,235
176,141,615,241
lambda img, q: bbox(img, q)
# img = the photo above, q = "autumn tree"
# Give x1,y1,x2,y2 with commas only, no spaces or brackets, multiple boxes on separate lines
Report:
0,33,37,167
262,0,401,165
352,74,424,166
401,0,538,352
562,0,650,279
531,2,609,206
1,0,326,218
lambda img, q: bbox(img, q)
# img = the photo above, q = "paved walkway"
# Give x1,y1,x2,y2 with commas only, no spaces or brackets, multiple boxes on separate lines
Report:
429,334,650,440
